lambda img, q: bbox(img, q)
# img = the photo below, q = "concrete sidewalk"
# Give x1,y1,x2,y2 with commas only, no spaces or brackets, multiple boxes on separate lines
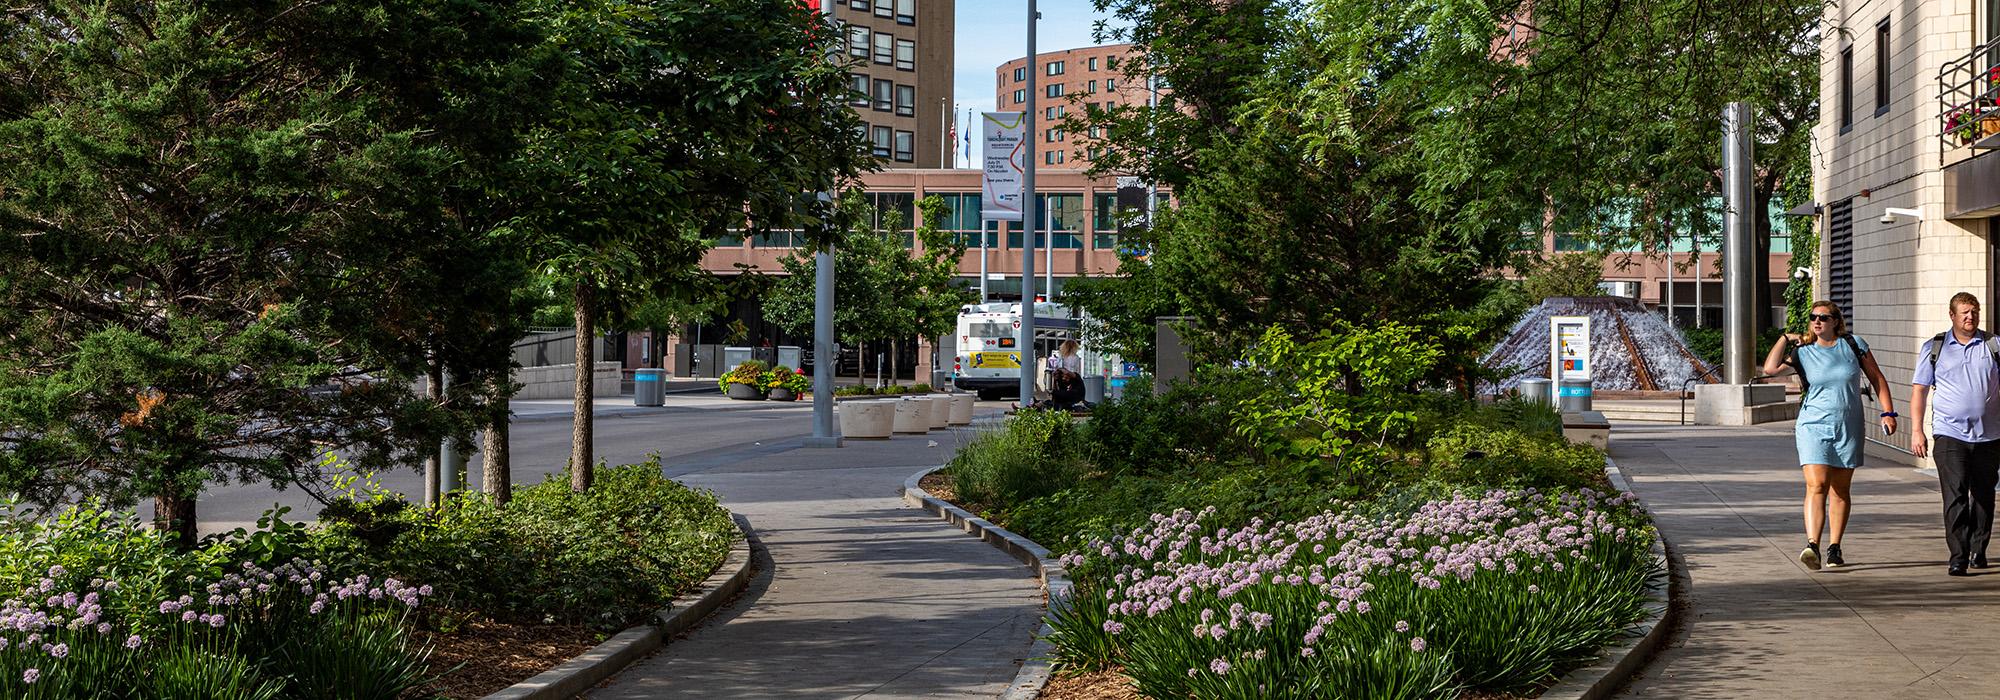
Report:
1611,422,2000,698
593,414,1043,699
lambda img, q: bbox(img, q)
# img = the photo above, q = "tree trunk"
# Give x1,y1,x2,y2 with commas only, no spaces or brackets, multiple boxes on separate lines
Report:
889,337,899,387
484,377,512,505
572,281,595,492
425,353,443,507
1752,188,1774,335
155,484,197,550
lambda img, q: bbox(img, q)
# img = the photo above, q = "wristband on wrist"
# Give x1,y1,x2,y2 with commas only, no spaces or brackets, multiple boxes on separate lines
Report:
1881,411,1899,418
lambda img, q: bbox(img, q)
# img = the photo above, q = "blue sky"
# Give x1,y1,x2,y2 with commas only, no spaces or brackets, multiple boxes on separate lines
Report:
950,1,1119,167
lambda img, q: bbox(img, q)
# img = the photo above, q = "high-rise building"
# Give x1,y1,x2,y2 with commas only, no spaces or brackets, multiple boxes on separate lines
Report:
995,43,1152,167
826,0,955,168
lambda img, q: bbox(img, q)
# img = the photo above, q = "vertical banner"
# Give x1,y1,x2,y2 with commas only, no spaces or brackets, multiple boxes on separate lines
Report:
981,111,1025,221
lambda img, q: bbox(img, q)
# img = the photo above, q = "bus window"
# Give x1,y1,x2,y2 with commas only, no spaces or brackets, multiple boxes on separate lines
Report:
968,322,1011,338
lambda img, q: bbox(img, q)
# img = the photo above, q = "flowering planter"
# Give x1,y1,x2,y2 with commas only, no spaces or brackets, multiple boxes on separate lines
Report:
769,387,797,402
947,394,975,425
838,399,896,439
725,383,766,401
893,398,932,434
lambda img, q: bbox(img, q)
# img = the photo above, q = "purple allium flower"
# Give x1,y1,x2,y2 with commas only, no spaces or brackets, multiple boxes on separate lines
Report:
124,635,142,649
22,668,37,684
1395,620,1409,632
1101,620,1125,634
1410,637,1427,652
1209,658,1231,675
48,643,67,658
180,611,197,623
207,614,225,629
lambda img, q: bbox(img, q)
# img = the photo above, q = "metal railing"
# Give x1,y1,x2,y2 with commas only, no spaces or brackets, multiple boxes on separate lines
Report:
1678,365,1783,426
1938,35,2000,165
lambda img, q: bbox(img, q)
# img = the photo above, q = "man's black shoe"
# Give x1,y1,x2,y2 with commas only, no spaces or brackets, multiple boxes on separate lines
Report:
1974,554,1989,569
1950,562,1971,577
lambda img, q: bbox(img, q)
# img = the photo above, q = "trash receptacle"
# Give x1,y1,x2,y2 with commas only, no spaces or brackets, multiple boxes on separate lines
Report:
930,369,950,390
1518,377,1553,407
1557,377,1592,412
634,368,665,406
1084,375,1106,404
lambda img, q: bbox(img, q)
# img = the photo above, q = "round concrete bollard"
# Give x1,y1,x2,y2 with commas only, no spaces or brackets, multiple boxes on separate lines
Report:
838,399,896,439
893,398,931,434
947,394,975,425
925,395,949,428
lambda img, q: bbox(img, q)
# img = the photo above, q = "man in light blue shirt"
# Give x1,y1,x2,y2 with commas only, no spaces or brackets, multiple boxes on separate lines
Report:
1911,292,2000,576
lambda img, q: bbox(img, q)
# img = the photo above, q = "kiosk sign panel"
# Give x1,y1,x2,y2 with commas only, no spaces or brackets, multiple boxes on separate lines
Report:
1550,316,1591,381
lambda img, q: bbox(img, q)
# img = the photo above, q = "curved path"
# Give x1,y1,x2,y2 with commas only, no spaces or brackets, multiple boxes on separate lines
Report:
1609,422,1999,698
591,406,1044,699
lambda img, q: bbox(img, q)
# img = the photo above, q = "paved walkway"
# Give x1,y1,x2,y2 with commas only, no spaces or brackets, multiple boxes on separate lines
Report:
594,415,1045,699
1611,422,2000,698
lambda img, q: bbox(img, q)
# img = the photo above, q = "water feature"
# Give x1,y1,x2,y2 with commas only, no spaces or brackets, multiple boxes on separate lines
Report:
1481,296,1714,393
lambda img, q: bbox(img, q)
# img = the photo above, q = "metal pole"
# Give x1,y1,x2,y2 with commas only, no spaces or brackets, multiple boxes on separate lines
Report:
940,98,950,167
1692,236,1703,328
440,372,461,494
1019,0,1039,404
1722,102,1756,384
1045,200,1054,299
979,219,989,301
807,245,840,447
1665,231,1676,326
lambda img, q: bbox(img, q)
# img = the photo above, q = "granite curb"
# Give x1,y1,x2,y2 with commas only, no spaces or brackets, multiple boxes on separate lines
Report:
900,455,1682,700
1538,456,1684,700
480,513,757,700
900,464,1065,700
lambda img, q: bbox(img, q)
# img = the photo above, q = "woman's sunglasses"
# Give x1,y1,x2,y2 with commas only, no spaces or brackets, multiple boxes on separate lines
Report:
1809,313,1837,322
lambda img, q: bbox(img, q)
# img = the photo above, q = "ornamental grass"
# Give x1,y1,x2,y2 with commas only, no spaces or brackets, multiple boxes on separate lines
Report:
1044,488,1658,699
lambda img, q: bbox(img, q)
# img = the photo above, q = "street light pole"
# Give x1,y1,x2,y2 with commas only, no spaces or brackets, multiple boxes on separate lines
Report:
1018,0,1039,405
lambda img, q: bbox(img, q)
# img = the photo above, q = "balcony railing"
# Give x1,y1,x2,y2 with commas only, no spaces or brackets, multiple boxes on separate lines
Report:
1939,35,2000,164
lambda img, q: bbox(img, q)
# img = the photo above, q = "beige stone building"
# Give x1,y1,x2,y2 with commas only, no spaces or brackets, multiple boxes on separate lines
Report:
1812,1,1998,464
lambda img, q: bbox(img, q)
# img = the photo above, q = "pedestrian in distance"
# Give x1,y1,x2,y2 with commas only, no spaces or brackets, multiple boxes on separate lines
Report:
1761,300,1898,571
1910,292,2000,576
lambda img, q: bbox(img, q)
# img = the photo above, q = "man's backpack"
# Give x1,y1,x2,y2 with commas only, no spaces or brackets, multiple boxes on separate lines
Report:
1922,330,2000,379
1786,335,1867,395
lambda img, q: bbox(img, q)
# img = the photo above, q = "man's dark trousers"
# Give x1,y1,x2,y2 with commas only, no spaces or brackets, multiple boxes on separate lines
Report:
1933,435,2000,565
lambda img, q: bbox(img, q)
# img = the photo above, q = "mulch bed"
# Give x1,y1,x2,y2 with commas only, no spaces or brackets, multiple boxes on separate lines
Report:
418,618,604,699
1041,667,1144,699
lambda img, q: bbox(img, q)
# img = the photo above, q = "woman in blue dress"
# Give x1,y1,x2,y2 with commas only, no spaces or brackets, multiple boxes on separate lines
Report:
1760,300,1898,571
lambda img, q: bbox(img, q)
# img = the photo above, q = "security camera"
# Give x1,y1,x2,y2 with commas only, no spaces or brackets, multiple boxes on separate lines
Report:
1879,212,1895,224
1880,207,1922,225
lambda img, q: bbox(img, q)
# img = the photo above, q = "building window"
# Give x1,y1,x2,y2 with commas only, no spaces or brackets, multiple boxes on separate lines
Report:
1087,126,1101,139
848,0,868,9
874,0,892,18
1828,198,1853,315
895,38,915,71
1045,128,1063,142
1087,80,1097,94
895,84,915,117
1875,19,1891,116
872,126,893,158
1013,89,1026,104
895,0,914,24
849,73,869,107
1089,56,1099,71
1045,151,1057,165
1045,105,1063,120
1107,56,1118,70
1839,46,1853,132
1014,66,1027,82
1047,61,1065,76
873,78,893,112
1105,77,1116,91
848,26,869,59
893,130,914,162
874,33,893,64
1046,83,1063,98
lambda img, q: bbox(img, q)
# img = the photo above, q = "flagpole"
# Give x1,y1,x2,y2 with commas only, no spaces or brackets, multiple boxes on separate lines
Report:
940,98,950,167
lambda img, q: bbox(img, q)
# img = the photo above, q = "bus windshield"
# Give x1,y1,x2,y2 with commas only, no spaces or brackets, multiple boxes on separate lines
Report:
967,322,1012,338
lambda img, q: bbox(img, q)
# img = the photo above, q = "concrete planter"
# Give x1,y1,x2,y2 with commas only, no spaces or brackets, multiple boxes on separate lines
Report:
893,398,932,434
724,383,766,401
838,400,896,439
925,395,949,428
947,394,975,425
769,387,797,402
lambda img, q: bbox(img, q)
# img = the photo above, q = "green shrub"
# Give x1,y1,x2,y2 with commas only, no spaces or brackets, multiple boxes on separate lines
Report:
949,409,1088,509
1424,423,1606,490
835,385,873,396
718,360,770,392
316,459,736,629
775,366,811,393
910,382,931,393
1081,380,1242,476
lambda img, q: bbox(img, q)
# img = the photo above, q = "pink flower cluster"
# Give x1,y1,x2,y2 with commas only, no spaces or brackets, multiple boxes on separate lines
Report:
1058,488,1647,677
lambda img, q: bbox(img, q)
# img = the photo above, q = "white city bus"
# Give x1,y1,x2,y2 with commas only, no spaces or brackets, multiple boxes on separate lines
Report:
951,301,1076,400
